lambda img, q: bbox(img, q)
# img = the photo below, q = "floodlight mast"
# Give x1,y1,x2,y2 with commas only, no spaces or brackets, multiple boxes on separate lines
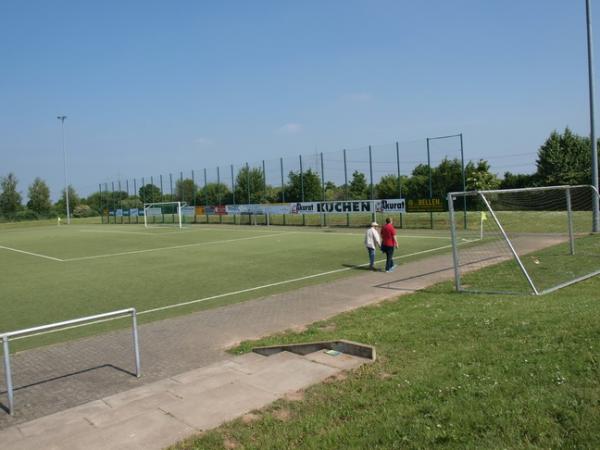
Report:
586,0,600,232
57,115,70,225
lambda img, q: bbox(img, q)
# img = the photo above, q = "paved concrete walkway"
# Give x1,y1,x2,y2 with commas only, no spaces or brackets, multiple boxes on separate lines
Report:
0,234,565,447
0,350,371,449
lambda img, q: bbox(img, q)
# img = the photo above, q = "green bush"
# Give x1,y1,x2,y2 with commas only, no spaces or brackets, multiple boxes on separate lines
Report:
72,204,97,218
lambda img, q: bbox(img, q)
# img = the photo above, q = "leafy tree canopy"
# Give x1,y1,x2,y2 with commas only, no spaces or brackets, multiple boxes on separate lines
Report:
27,177,51,215
0,172,22,217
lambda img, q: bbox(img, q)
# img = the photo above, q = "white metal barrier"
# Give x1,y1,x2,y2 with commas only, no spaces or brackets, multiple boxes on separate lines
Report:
1,308,141,416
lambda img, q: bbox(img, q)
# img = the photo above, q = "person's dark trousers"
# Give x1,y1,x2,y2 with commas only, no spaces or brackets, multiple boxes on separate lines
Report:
367,247,375,268
382,245,395,271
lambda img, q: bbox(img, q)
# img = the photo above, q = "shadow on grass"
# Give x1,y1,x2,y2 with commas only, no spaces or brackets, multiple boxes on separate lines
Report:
341,263,379,271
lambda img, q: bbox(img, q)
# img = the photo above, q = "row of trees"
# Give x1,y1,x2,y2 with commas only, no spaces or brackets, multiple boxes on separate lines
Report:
1,128,597,220
0,175,95,220
93,159,499,211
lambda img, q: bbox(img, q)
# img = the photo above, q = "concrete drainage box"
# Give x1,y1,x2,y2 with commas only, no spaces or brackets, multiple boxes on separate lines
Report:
252,339,376,362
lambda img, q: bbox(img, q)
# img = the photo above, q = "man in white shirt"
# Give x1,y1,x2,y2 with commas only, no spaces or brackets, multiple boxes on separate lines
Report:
364,222,381,271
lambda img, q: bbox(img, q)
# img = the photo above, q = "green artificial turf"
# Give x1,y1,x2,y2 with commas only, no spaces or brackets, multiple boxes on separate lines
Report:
0,223,450,351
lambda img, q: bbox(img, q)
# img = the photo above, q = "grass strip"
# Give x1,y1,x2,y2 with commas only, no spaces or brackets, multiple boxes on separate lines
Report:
174,276,600,449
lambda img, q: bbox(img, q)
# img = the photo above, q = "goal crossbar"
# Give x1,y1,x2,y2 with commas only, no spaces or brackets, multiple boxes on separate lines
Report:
143,201,187,229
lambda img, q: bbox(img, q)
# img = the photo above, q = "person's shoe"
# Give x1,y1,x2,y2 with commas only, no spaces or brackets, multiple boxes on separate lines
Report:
388,266,395,273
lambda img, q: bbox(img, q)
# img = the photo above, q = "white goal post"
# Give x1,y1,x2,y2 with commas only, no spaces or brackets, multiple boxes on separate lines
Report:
143,202,186,229
448,185,600,295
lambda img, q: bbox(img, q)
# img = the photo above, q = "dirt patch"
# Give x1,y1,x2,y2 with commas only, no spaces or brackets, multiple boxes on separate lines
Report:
273,408,292,421
324,372,347,383
284,390,305,402
241,413,261,424
318,323,336,332
223,437,240,449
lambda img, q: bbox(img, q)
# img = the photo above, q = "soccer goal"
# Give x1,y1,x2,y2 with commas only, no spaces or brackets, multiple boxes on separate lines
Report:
143,202,186,229
448,185,600,295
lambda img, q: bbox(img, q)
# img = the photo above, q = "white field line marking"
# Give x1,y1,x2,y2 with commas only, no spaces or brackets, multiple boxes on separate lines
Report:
142,244,451,316
79,229,181,236
0,245,64,262
62,232,294,262
138,243,454,315
9,242,455,341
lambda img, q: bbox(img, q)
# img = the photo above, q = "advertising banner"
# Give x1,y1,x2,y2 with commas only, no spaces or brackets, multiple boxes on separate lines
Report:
130,208,139,217
289,199,405,215
214,205,227,215
180,206,195,217
376,199,406,213
116,209,123,217
226,204,264,215
226,204,293,215
406,198,445,212
266,203,293,214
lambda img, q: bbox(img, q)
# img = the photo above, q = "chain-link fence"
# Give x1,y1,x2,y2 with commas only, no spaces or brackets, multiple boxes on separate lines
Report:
99,134,465,229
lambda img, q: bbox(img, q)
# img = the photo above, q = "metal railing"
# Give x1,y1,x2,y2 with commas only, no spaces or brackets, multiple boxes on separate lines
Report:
1,308,141,416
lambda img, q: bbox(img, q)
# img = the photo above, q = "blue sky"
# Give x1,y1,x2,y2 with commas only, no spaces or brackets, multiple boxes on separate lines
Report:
0,0,598,199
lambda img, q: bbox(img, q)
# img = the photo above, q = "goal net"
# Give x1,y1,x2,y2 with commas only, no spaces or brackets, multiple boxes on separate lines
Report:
143,202,186,229
448,185,600,295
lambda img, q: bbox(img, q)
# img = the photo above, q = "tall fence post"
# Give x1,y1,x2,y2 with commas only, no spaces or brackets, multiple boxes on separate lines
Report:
246,162,250,205
460,133,467,230
280,157,286,225
133,179,137,223
125,180,130,223
320,152,326,227
111,182,116,224
230,165,236,224
118,180,123,224
426,138,433,229
215,167,221,223
204,168,209,223
262,160,266,201
230,165,235,205
191,170,196,223
105,183,109,218
300,155,305,226
369,145,375,223
396,141,403,229
99,183,104,223
344,149,349,227
179,171,183,200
